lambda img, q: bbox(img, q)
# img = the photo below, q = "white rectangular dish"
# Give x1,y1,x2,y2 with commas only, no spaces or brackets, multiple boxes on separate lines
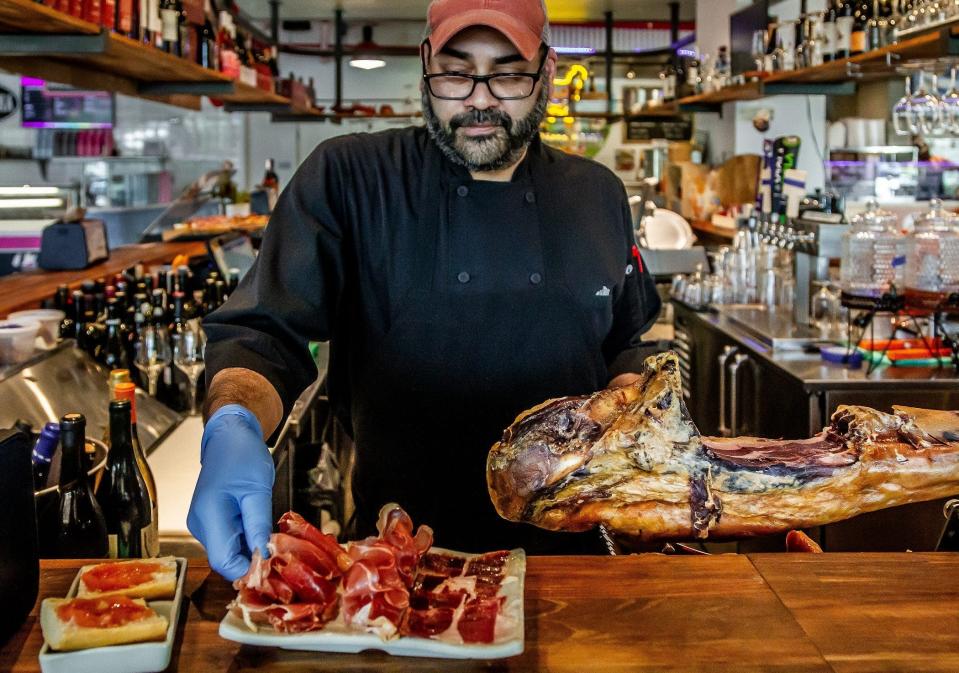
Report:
39,558,189,673
218,548,525,660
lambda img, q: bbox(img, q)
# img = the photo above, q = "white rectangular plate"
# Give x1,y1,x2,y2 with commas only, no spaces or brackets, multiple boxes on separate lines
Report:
218,548,525,660
39,558,189,673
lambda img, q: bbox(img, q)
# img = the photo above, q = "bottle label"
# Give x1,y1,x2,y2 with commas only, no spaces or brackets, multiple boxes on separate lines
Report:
823,21,836,57
161,8,179,42
851,29,866,53
108,534,119,559
836,16,854,53
145,509,160,557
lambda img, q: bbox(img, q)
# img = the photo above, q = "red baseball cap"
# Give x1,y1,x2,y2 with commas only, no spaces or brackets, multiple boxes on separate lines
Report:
426,0,548,62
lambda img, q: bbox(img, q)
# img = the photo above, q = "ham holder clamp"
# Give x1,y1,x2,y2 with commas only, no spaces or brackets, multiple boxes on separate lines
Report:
487,352,959,541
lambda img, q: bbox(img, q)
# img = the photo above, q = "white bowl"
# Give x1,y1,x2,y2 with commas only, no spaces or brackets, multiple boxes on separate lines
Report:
0,318,41,365
8,309,64,347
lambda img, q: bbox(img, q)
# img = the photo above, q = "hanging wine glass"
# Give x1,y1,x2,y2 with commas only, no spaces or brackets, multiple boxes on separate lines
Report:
173,326,206,416
940,67,959,133
134,324,171,398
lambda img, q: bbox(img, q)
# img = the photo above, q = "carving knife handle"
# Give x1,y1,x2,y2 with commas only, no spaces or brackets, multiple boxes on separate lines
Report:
718,345,739,437
729,353,751,438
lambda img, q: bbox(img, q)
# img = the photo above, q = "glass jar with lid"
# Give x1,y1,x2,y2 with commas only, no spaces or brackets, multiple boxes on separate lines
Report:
904,198,959,309
840,199,905,302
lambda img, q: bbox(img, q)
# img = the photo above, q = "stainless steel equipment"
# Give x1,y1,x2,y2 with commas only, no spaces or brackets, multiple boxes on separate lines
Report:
789,212,848,327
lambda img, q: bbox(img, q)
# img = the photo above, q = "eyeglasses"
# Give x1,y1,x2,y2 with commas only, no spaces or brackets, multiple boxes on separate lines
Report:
422,46,546,101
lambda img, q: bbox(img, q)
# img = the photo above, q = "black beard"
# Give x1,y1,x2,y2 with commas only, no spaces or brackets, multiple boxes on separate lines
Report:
422,80,549,173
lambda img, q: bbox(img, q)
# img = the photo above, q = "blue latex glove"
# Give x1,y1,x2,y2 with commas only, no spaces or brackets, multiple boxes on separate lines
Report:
187,404,275,581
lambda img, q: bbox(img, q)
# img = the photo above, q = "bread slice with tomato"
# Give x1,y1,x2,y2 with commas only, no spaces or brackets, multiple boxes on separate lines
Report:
40,596,168,651
76,557,178,601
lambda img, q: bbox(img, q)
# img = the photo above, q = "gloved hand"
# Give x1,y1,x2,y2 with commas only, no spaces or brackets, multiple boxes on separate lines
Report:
187,404,275,581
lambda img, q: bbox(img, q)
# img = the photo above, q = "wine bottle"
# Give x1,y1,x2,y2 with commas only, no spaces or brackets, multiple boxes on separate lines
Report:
851,0,868,55
32,422,60,492
55,414,109,559
160,0,180,54
53,284,70,312
60,290,83,341
81,308,105,362
823,2,837,62
101,400,154,558
113,383,159,557
836,0,854,59
196,0,216,69
214,279,226,308
103,299,130,371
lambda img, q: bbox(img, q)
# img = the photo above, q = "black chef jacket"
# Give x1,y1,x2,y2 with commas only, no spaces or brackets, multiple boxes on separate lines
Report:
203,126,661,554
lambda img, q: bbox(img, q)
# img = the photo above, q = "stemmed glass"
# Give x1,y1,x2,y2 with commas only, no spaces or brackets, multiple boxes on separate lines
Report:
135,324,172,397
173,325,206,416
911,71,942,135
893,76,912,136
940,67,959,133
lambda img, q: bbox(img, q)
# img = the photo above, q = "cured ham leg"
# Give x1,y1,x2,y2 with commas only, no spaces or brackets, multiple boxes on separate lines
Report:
487,352,959,541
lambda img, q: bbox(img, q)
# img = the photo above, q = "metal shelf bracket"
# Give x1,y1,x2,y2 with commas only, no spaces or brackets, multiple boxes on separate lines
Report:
0,29,108,55
138,81,235,96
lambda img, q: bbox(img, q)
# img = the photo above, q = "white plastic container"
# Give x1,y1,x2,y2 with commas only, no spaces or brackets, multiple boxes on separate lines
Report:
0,319,41,365
8,309,64,348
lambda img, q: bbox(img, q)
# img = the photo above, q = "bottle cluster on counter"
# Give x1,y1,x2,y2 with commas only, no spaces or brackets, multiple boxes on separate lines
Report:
52,267,229,364
33,380,159,559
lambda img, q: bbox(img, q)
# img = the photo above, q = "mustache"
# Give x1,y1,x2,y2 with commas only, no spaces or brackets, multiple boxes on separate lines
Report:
448,109,513,132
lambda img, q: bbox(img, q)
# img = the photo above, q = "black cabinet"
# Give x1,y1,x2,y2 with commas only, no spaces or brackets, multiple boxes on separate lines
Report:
670,299,959,551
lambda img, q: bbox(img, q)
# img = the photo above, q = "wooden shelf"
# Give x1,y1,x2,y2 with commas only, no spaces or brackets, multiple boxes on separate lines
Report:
220,82,292,106
677,25,959,111
0,0,100,34
0,0,293,110
678,82,763,108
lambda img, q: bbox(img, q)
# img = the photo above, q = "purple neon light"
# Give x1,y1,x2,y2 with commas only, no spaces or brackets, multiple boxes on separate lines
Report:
827,160,959,168
554,46,596,54
20,77,45,87
21,121,113,129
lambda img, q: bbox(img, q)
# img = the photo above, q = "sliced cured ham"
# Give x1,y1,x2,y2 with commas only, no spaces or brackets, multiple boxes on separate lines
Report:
278,511,353,573
341,504,433,637
487,351,959,541
230,514,348,632
228,505,516,646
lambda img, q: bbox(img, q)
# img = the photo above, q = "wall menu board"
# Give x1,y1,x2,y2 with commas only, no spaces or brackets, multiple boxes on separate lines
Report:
20,77,114,129
624,117,692,142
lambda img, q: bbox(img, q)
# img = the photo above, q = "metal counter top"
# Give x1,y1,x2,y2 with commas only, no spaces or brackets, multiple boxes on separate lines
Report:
683,302,959,391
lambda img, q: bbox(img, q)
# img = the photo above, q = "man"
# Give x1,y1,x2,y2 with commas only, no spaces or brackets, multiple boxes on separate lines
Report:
189,0,661,581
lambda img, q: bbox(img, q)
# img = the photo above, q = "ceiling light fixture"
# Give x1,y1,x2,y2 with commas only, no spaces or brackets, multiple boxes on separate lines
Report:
350,25,386,70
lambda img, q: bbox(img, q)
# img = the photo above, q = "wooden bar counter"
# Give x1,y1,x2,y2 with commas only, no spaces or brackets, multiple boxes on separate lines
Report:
0,241,208,318
3,553,958,672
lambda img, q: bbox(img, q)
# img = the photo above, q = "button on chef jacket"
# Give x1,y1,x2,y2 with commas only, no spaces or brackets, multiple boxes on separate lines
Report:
204,126,661,554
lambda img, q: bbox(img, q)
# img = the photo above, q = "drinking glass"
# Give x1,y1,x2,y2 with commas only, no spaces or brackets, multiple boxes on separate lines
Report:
134,324,172,397
751,29,768,73
759,268,780,307
893,76,914,136
910,71,942,135
941,67,959,133
173,326,206,416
